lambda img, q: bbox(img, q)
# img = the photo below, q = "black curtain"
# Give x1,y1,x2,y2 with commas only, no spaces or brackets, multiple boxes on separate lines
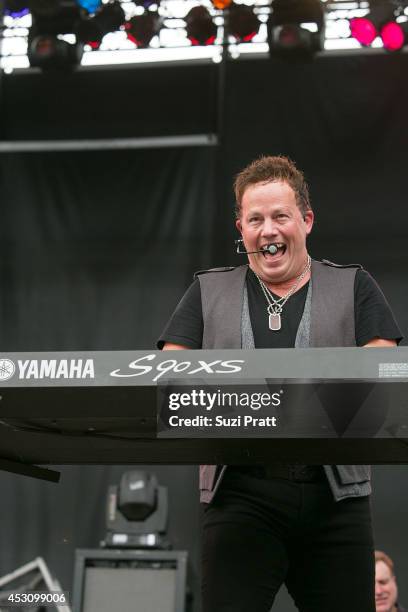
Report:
0,147,217,351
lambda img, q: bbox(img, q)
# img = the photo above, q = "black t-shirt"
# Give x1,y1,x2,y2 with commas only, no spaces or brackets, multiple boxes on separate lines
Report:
157,267,402,349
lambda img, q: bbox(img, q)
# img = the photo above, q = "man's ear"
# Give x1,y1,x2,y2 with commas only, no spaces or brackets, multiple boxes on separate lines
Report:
304,210,314,235
235,218,242,234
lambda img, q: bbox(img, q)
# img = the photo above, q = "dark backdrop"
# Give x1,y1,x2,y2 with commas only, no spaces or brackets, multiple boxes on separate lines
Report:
0,53,407,611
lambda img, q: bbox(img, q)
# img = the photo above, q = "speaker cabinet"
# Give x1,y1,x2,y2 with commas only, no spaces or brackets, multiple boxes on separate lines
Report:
72,549,187,612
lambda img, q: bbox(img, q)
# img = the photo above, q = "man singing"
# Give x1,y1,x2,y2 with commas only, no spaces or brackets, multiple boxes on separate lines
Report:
158,156,402,611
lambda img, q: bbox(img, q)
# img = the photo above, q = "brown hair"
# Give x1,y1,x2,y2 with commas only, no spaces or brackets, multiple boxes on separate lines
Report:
233,155,311,219
375,550,395,576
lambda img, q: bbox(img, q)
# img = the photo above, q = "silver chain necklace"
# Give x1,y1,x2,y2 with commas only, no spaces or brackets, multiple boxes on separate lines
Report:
254,255,311,331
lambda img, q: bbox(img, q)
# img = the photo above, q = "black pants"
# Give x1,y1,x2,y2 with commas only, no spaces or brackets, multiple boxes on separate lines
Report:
202,470,375,612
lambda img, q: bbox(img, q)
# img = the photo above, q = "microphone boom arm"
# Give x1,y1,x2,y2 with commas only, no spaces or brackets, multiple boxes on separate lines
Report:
235,239,278,255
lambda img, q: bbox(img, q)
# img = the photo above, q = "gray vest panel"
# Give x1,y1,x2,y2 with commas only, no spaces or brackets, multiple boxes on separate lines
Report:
199,260,357,349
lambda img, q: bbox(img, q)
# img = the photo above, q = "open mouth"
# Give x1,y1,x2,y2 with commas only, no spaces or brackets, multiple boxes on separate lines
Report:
261,243,286,257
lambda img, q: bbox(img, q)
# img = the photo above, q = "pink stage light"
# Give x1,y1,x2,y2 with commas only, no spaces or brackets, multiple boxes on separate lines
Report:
381,21,405,52
349,17,377,46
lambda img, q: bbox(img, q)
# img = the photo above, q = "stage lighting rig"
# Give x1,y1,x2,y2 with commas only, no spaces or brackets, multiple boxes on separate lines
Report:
228,3,260,43
267,0,325,58
185,6,217,46
125,12,162,47
103,470,170,550
350,0,407,52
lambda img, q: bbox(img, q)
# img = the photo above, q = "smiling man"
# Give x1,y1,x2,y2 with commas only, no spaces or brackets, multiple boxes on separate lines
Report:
236,178,313,300
158,156,402,612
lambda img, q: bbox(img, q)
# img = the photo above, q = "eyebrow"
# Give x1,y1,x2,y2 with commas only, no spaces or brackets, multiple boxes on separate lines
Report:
246,206,291,216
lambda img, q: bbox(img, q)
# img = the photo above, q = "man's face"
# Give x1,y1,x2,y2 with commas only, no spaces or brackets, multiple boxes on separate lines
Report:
236,180,314,285
375,561,398,612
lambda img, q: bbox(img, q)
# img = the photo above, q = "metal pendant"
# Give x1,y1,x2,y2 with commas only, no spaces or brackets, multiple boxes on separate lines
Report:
269,312,281,331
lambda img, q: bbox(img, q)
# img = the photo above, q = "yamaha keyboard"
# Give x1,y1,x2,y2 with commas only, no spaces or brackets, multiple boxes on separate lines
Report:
0,347,407,481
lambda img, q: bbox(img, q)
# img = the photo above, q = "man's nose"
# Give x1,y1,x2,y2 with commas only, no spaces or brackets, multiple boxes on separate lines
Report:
261,218,278,237
375,583,384,595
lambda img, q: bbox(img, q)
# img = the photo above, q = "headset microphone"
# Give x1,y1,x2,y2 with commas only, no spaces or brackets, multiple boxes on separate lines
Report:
263,244,279,255
235,240,278,255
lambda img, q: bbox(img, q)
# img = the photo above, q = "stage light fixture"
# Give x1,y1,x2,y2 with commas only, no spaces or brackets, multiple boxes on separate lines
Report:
104,470,170,549
185,6,217,46
349,17,377,46
125,12,161,47
4,0,29,18
380,20,405,51
267,0,325,57
28,0,83,68
28,34,83,69
211,0,232,10
76,0,102,14
76,1,125,49
228,3,260,43
274,24,312,51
